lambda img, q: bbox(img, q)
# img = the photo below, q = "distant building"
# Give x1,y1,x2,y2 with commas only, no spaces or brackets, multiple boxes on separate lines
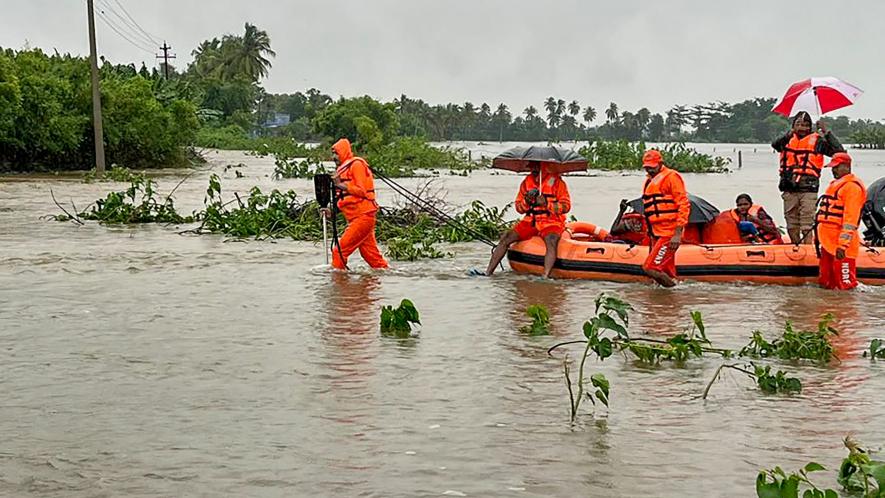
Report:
262,112,291,129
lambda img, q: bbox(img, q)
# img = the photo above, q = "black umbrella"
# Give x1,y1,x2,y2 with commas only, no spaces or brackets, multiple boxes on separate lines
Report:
626,194,720,224
492,145,588,174
862,177,885,245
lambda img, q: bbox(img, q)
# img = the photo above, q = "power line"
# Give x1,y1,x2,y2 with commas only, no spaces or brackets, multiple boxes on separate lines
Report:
96,0,156,48
95,10,155,55
112,0,162,46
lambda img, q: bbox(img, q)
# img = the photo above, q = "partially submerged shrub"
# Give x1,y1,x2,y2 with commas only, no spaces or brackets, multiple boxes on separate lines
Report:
739,314,838,363
521,304,551,336
380,299,420,338
579,139,729,173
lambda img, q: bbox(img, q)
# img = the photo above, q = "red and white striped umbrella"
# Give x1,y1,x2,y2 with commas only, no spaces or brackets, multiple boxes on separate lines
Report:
772,77,863,119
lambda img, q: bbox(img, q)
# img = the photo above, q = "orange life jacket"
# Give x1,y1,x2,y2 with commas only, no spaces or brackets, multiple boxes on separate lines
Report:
515,171,571,225
780,133,824,182
332,139,378,220
729,205,784,244
642,166,690,238
816,174,867,258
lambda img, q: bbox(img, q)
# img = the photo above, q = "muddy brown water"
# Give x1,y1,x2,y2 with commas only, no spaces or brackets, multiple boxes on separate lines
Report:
2,144,884,497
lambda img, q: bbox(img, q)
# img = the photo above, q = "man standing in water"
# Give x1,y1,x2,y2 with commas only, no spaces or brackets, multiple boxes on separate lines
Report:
772,111,844,244
640,149,690,288
322,138,389,270
815,152,866,290
486,161,571,278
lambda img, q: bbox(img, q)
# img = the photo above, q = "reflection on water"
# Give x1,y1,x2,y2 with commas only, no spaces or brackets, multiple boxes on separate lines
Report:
2,148,885,497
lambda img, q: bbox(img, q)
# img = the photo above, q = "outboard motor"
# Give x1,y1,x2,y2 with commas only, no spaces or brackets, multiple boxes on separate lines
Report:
862,177,885,247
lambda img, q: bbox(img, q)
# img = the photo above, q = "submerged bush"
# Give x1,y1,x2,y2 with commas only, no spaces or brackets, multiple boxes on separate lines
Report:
78,174,192,224
365,137,475,177
579,139,729,173
380,299,421,338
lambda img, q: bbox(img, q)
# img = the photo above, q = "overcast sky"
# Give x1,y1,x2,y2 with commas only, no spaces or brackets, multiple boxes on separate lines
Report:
3,0,883,120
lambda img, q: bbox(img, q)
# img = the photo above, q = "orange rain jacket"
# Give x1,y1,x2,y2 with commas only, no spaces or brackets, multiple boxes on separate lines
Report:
514,167,571,226
816,173,867,259
332,138,378,221
642,166,690,238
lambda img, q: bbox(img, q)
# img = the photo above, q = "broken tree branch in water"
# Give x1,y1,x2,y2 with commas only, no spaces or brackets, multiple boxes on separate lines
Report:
50,188,83,225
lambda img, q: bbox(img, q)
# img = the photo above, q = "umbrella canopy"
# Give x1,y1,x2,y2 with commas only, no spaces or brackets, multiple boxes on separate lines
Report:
492,145,588,174
863,177,885,245
772,77,863,119
627,194,720,224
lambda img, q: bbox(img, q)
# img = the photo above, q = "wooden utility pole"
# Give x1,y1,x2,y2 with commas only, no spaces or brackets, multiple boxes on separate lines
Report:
157,42,176,79
86,0,106,174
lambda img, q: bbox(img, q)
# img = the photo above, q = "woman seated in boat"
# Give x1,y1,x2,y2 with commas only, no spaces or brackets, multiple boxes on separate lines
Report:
702,194,784,244
609,199,701,245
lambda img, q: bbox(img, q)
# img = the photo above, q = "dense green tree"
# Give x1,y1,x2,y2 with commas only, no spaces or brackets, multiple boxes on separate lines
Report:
311,95,399,146
0,48,198,170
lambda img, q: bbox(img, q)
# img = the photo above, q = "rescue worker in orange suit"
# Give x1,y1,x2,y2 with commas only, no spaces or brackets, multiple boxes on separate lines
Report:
486,161,571,278
733,193,784,244
772,111,844,244
815,152,866,290
321,138,389,270
640,149,690,287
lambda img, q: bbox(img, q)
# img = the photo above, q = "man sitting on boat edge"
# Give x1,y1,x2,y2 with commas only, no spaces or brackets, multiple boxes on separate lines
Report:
486,161,571,278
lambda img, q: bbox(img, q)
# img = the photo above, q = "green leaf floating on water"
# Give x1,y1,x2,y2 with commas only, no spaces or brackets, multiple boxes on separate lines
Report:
380,299,420,338
521,304,551,336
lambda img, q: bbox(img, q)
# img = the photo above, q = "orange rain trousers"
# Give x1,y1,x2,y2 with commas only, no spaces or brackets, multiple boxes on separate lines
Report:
331,214,389,270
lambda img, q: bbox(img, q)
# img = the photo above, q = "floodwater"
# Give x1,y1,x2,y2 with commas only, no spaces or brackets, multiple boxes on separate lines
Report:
2,144,884,497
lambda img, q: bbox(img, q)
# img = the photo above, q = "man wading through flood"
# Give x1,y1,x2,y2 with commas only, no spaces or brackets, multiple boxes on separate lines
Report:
815,152,866,290
640,149,691,287
321,138,389,270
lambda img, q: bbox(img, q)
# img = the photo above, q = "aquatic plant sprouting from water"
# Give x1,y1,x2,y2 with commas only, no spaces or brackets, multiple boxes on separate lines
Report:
739,314,838,363
83,164,142,183
755,462,837,498
622,311,729,364
864,339,885,360
521,304,551,336
562,294,631,422
380,299,420,338
70,175,193,224
702,363,802,400
838,437,885,497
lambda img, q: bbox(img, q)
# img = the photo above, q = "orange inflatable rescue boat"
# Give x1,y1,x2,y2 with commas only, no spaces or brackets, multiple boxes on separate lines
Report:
507,222,885,285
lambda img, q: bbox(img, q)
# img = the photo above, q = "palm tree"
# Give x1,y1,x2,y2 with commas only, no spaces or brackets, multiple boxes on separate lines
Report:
568,100,581,118
556,99,566,119
190,38,222,76
493,103,511,142
605,102,619,123
543,97,558,128
582,106,597,126
637,107,651,137
221,23,276,81
524,105,538,120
